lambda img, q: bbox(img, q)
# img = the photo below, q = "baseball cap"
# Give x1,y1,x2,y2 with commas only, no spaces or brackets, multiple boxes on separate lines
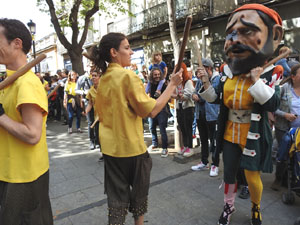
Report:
202,58,214,68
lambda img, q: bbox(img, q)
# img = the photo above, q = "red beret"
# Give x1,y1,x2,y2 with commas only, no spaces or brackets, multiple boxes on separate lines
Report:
233,3,282,26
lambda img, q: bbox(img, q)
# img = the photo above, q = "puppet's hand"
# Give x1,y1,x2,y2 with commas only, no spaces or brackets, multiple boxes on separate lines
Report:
250,67,263,83
0,104,5,117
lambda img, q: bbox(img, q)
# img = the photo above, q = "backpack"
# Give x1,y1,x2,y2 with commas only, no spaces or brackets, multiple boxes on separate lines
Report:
278,128,300,190
277,128,297,162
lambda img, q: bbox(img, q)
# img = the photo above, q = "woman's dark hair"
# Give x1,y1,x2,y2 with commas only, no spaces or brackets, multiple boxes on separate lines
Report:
91,32,127,73
291,64,300,76
0,18,32,54
62,69,69,75
280,63,300,85
290,63,300,85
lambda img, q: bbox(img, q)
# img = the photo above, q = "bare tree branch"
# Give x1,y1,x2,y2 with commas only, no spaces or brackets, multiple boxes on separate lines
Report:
79,0,99,47
45,0,71,49
69,0,82,48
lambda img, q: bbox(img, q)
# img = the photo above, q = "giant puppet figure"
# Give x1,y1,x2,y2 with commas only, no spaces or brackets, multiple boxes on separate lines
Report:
198,4,283,225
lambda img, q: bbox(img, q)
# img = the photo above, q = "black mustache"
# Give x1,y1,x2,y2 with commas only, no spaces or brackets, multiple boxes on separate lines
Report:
225,44,256,55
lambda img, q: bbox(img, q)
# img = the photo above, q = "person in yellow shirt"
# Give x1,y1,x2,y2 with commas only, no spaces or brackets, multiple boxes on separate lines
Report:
63,70,82,134
35,72,50,94
0,18,53,225
90,32,183,225
86,70,102,159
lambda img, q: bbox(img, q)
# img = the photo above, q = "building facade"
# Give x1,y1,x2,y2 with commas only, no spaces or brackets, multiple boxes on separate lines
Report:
30,0,300,75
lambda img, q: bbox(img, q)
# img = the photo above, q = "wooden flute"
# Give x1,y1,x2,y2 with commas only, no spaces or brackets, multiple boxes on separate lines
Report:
175,15,193,73
193,39,202,67
0,54,46,90
246,49,292,77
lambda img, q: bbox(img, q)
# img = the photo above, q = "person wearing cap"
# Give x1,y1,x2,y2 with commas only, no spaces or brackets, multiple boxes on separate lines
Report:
191,58,221,177
275,46,291,78
198,4,283,225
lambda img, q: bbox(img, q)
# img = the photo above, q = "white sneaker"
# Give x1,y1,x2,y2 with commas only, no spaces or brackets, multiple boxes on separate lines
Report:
161,149,169,158
191,161,209,171
210,165,219,177
183,148,194,157
177,146,186,155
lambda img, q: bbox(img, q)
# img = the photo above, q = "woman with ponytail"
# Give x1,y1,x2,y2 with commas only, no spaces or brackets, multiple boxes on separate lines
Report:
91,32,183,225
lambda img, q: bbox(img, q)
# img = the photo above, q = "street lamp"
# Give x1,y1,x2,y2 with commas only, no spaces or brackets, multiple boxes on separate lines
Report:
27,20,37,72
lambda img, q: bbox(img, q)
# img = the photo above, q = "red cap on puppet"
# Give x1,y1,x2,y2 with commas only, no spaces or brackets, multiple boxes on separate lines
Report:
233,4,282,26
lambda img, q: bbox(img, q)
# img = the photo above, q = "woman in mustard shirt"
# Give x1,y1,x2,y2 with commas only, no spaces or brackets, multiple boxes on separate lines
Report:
91,32,183,225
63,70,82,134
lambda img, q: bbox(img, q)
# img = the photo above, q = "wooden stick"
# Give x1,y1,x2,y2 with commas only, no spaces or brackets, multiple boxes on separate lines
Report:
82,52,93,61
0,54,46,90
263,49,292,70
175,16,193,73
193,39,202,67
90,118,99,129
47,83,61,99
246,49,292,77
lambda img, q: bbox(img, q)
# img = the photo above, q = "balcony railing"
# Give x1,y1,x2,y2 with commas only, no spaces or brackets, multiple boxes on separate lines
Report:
109,0,210,35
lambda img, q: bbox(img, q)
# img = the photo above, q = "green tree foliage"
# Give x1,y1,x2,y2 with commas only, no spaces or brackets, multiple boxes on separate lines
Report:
37,0,132,74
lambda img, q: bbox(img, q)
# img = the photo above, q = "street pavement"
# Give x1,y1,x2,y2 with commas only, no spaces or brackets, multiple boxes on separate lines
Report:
46,119,300,225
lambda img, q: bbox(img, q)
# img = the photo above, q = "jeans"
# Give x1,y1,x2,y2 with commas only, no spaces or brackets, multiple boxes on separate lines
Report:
192,111,197,135
67,103,81,129
177,105,194,148
197,115,219,166
150,110,168,148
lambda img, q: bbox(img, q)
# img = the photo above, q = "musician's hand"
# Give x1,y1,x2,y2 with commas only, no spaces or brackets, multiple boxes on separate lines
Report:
250,67,263,83
178,92,184,100
197,67,209,83
0,104,5,117
284,113,297,122
192,93,199,101
169,68,183,86
63,102,67,109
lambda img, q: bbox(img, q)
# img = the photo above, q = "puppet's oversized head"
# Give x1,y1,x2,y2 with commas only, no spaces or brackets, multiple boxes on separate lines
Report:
224,4,283,75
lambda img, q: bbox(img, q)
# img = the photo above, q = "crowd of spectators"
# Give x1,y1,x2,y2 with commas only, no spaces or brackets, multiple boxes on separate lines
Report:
131,46,300,195
5,44,298,196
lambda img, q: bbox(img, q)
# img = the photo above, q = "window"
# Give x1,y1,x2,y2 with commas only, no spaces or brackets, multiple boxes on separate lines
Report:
107,22,114,33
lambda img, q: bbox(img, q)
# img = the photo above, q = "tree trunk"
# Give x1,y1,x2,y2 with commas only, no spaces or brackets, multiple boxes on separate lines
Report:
167,0,180,62
167,0,181,151
68,49,84,75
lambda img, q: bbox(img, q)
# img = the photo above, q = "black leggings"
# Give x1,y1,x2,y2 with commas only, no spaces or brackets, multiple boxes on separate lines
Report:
223,140,242,184
177,106,194,148
197,116,219,166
